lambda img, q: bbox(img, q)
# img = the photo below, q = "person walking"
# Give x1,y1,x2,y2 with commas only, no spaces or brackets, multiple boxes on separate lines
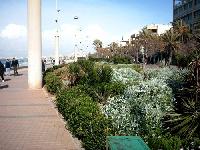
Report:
42,60,45,73
5,59,11,76
0,61,5,82
11,58,19,76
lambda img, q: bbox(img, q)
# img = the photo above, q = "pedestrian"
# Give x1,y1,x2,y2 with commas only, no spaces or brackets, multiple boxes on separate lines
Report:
42,60,45,73
0,61,5,82
5,59,11,76
11,58,19,76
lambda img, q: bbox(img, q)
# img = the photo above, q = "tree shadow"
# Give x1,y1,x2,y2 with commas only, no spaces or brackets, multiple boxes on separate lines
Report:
0,84,9,89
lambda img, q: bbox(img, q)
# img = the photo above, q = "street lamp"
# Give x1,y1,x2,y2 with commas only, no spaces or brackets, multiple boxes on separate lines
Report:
140,46,145,68
73,16,79,62
54,0,61,65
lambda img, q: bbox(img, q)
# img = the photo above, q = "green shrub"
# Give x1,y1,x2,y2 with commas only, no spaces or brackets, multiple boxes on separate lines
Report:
79,65,125,103
147,135,183,150
68,62,83,86
67,61,125,103
77,59,95,72
53,64,66,70
56,87,115,150
111,55,131,64
44,72,62,94
88,56,110,63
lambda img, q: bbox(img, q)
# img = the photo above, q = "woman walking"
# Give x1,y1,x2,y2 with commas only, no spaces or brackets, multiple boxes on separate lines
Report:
0,61,5,82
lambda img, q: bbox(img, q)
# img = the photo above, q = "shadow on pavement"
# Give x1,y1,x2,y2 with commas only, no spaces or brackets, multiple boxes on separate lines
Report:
5,79,11,81
0,84,9,89
11,73,23,76
16,74,23,76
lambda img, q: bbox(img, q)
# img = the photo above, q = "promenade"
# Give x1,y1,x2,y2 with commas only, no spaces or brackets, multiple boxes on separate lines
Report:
0,69,82,150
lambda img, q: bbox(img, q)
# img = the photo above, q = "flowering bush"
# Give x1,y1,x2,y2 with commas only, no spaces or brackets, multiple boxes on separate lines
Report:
145,67,189,82
112,67,143,85
102,67,189,137
102,78,173,136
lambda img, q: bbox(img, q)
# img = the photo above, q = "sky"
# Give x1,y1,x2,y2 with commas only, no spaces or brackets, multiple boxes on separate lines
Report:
0,0,173,58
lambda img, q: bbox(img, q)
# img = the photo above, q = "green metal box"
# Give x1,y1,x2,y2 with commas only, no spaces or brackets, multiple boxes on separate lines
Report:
106,136,150,150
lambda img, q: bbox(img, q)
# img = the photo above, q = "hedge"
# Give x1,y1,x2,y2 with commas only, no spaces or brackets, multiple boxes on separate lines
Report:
56,87,115,150
44,72,62,94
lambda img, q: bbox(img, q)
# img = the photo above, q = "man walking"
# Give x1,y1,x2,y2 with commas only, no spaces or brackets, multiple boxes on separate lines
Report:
11,58,19,76
0,61,5,82
5,59,11,76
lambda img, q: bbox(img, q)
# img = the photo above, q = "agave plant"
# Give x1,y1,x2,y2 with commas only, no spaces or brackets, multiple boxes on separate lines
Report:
165,99,200,140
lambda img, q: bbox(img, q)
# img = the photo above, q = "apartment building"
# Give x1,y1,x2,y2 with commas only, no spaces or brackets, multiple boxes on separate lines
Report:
173,0,200,29
146,24,172,35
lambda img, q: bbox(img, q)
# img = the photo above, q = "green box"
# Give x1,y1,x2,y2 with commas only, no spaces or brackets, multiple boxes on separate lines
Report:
106,136,150,150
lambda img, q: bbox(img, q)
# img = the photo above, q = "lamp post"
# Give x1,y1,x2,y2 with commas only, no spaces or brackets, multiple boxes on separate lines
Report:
74,16,79,62
140,46,145,69
54,0,60,65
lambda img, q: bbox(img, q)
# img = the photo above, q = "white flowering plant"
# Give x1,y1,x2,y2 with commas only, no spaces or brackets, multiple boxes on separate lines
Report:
112,67,143,85
102,66,189,136
145,67,189,83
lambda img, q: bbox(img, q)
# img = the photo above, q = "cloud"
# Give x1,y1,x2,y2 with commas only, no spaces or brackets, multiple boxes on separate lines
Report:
0,23,116,57
42,23,113,55
0,24,26,39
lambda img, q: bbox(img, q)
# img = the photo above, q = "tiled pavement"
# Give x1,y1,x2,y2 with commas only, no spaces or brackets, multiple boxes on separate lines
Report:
0,69,82,150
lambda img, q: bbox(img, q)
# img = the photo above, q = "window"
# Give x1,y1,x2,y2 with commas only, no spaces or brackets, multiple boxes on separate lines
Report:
184,4,188,10
188,13,192,20
194,10,200,18
195,0,197,5
189,1,192,8
194,0,200,5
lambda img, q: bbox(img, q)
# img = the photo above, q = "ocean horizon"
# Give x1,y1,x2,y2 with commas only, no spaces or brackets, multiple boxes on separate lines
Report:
0,58,28,67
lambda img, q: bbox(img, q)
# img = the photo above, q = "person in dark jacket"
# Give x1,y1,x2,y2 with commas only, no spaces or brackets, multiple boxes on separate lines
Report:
0,61,5,82
5,59,11,76
11,58,19,76
42,60,45,73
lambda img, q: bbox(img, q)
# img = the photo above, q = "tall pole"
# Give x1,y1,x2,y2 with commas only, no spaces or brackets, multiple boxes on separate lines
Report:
54,0,60,65
55,32,59,65
74,16,79,62
28,0,42,89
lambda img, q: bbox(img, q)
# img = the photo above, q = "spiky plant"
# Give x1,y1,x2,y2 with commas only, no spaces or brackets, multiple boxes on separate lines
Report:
165,99,200,140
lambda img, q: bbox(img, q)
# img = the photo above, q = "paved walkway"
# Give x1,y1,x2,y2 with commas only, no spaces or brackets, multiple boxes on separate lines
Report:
0,69,82,150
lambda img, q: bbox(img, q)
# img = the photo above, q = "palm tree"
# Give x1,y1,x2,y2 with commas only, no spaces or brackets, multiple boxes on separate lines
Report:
173,20,191,43
93,39,103,49
93,39,103,57
109,42,119,55
138,28,165,64
162,28,180,65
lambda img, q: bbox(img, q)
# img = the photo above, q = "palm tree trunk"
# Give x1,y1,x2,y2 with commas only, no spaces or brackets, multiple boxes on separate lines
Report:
169,48,173,66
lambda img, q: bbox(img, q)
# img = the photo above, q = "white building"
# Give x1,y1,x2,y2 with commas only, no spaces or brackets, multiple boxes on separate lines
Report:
146,24,172,35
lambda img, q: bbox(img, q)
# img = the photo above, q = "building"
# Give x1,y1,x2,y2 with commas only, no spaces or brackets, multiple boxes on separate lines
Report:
173,0,200,30
146,24,172,35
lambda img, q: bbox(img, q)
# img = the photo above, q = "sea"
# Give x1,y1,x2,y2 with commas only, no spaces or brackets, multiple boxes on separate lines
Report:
0,58,28,67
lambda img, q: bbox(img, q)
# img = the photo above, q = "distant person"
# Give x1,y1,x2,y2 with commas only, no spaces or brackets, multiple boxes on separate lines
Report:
5,59,11,76
0,61,5,82
11,58,19,76
42,60,45,73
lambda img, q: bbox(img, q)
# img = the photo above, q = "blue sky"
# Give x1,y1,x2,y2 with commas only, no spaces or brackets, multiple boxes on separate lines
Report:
0,0,172,57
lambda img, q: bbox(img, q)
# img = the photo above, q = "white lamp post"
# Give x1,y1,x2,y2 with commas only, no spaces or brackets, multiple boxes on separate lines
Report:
54,0,60,65
74,16,79,62
140,46,145,68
